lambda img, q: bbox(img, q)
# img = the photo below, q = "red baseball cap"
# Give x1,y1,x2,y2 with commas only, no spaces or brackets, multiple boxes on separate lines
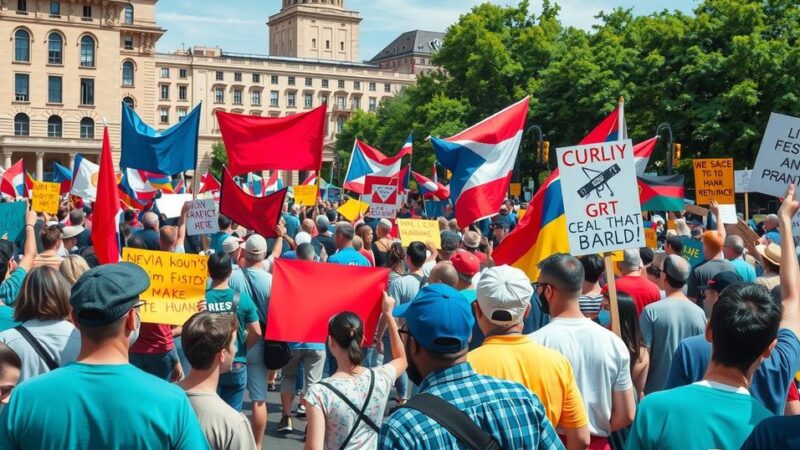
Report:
452,250,480,278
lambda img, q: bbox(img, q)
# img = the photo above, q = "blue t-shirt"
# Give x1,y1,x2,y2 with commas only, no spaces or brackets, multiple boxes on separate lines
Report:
729,257,757,282
741,415,800,449
327,247,370,266
205,287,259,363
0,305,18,333
209,232,231,254
282,213,300,239
0,363,209,449
665,328,800,415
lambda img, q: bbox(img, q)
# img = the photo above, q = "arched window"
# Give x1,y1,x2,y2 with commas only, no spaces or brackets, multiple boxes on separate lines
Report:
80,117,94,139
80,35,95,67
122,96,135,110
48,32,63,64
122,61,134,86
14,113,29,136
124,4,134,24
47,115,62,138
14,29,30,62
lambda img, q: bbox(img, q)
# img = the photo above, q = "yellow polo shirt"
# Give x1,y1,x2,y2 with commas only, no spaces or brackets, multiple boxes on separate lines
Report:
467,334,588,429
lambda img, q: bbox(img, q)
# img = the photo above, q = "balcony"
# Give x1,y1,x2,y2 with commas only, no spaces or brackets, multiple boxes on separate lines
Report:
332,104,352,113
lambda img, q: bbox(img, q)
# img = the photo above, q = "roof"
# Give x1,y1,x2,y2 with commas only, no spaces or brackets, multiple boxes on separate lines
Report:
369,30,445,63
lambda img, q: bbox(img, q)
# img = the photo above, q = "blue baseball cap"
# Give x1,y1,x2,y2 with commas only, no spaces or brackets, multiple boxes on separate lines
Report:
393,284,474,353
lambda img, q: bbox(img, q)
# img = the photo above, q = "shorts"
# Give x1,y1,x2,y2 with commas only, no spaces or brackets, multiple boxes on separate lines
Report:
280,349,325,394
246,340,268,402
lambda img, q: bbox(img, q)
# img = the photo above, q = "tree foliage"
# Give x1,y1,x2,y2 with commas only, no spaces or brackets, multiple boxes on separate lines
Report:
209,141,227,180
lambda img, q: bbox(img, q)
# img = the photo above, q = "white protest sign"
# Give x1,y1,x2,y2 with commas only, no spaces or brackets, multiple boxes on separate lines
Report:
718,204,738,224
155,194,194,219
186,199,218,236
556,139,644,256
365,176,398,219
748,112,800,198
734,170,752,194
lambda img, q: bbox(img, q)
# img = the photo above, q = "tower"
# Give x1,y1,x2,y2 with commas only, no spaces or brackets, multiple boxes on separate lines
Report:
267,0,362,62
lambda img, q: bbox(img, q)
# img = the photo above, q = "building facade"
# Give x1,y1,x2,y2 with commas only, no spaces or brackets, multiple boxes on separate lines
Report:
370,30,444,75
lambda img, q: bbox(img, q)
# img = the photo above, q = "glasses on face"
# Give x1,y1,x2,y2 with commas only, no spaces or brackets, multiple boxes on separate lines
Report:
533,282,552,293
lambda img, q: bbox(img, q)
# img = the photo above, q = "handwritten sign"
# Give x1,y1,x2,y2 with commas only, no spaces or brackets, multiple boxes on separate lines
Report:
734,170,752,194
0,202,26,242
337,198,369,221
693,158,734,205
365,176,398,219
644,228,658,249
749,112,800,198
186,199,218,236
31,181,61,215
679,237,704,267
293,185,318,206
122,248,208,326
396,219,441,249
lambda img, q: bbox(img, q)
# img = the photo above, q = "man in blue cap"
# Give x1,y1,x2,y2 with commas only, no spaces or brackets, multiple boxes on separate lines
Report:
0,262,209,449
379,284,563,449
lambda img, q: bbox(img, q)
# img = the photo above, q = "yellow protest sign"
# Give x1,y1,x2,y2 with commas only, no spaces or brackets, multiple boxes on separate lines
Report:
122,248,208,326
397,219,441,249
337,198,369,221
509,183,522,196
293,185,318,206
644,228,657,249
31,181,60,214
693,158,734,205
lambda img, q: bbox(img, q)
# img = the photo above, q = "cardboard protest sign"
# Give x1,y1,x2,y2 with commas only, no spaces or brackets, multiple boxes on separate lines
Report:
31,181,61,215
693,158,734,205
293,185,318,206
396,219,441,249
724,220,761,258
735,170,752,194
749,112,800,198
185,199,218,236
556,139,645,255
122,248,208,326
337,198,369,221
718,204,738,224
644,228,658,249
326,186,342,203
365,175,398,219
155,194,193,219
679,237,704,267
0,202,26,242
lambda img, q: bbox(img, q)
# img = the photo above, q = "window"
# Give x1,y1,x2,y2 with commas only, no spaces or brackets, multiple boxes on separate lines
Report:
252,73,260,83
80,117,94,139
270,91,279,107
177,108,188,120
336,116,345,133
369,97,377,112
336,96,345,109
80,78,94,105
312,38,317,49
160,108,169,124
288,76,296,86
340,41,344,51
369,82,376,92
124,34,133,50
161,67,170,78
14,29,30,62
14,113,29,136
214,87,224,103
124,3,134,24
251,90,261,106
82,5,92,18
178,85,187,101
305,77,313,87
234,72,242,82
320,94,328,105
322,79,329,88
80,35,95,67
123,96,135,109
233,88,243,105
14,74,29,102
122,61,134,86
304,93,313,108
48,33,63,64
271,75,278,84
160,84,169,100
287,92,296,108
47,115,62,138
50,1,60,15
179,69,187,79
48,76,62,103
338,79,345,89
17,0,26,11
325,40,330,50
354,81,361,91
351,96,361,110
216,71,223,81
384,83,391,93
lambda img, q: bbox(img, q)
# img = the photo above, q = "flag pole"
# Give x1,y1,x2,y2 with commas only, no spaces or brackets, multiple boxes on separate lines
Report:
407,134,414,217
618,96,625,139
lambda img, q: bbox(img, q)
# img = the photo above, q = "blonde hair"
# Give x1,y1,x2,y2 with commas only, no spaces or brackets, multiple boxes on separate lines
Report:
59,255,90,285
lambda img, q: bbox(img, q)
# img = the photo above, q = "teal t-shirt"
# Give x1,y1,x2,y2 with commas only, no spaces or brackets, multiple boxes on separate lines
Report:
0,267,26,307
209,232,231,255
0,305,19,333
626,383,772,450
205,287,258,363
0,363,209,450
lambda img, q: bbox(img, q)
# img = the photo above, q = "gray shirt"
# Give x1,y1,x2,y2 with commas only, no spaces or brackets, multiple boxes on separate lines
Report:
687,259,736,304
184,391,257,450
640,297,707,394
388,273,424,306
230,267,273,325
0,319,81,382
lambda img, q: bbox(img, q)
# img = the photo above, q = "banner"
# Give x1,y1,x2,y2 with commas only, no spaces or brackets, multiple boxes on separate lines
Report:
556,139,644,255
0,202,25,242
365,175,398,219
679,237,704,267
219,168,287,238
293,185,318,206
186,199,218,236
396,219,441,248
692,158,734,205
748,112,800,198
122,248,208,326
31,181,60,214
337,198,369,221
155,193,194,219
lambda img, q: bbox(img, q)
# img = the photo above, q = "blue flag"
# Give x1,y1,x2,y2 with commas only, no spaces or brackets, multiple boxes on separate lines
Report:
53,161,72,182
120,102,201,174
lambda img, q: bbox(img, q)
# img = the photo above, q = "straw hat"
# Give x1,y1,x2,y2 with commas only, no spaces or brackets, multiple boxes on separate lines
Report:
756,243,781,267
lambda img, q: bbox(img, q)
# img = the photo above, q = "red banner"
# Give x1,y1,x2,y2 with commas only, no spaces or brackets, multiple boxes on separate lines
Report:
219,168,287,238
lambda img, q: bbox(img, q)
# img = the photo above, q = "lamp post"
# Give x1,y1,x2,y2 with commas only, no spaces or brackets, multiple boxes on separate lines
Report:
526,125,544,193
657,122,674,175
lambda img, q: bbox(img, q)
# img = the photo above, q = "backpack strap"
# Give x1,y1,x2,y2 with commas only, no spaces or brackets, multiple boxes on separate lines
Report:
317,369,379,449
403,393,500,450
14,325,59,372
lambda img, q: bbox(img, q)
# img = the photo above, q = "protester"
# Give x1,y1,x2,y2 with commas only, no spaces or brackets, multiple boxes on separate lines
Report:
0,263,209,449
372,219,393,267
355,223,376,266
327,223,370,266
59,254,90,285
609,248,661,314
0,343,20,414
577,254,604,319
59,225,84,257
380,284,563,449
723,235,756,282
210,215,234,254
664,235,684,256
490,222,510,247
69,209,92,251
428,261,458,287
460,230,488,265
755,243,781,290
613,292,649,400
32,225,63,269
0,211,37,307
468,265,590,450
421,230,460,276
761,213,780,244
687,230,735,307
305,293,408,449
178,312,258,450
312,215,337,257
530,254,635,447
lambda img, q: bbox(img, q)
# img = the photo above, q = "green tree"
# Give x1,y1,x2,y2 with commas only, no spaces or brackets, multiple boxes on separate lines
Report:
209,141,227,180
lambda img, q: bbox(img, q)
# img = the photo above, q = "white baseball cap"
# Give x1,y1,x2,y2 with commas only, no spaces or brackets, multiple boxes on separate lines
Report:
295,231,312,246
476,265,533,326
241,234,267,255
222,236,243,254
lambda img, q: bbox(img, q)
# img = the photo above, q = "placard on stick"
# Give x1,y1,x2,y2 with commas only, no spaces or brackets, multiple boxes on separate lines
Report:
337,198,369,221
365,175,398,219
293,185,318,206
748,112,800,198
556,139,645,255
693,158,734,205
396,219,441,249
31,181,60,214
185,199,218,236
735,170,752,194
122,248,208,326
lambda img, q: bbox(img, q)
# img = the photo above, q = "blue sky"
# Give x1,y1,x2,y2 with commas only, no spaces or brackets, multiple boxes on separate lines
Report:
155,0,698,61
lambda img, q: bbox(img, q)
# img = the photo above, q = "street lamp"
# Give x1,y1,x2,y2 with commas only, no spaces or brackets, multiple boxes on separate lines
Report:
657,122,674,175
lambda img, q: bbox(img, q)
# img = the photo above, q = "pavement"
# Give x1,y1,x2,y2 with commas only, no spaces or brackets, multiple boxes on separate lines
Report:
243,388,307,450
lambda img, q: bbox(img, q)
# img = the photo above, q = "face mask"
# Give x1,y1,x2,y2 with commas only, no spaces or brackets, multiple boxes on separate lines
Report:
129,310,141,346
404,337,424,386
598,309,611,327
537,291,550,315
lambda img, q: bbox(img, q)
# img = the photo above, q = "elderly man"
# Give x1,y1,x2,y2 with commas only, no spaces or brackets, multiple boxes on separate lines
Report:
134,212,160,251
723,235,756,282
327,223,369,266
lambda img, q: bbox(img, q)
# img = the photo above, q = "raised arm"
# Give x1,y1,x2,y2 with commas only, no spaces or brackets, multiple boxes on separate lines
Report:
176,203,189,249
381,292,407,375
19,210,38,271
709,200,726,240
777,184,800,337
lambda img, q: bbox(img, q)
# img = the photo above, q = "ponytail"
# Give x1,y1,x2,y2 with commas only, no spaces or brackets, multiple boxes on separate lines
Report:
329,312,364,366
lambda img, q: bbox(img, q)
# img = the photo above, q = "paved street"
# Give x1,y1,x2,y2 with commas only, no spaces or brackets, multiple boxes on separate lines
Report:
242,390,307,450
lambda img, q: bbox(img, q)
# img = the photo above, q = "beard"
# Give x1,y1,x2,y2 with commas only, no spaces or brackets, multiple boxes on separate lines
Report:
404,338,424,386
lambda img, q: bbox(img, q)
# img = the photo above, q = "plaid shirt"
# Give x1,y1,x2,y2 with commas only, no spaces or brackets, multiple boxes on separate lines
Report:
379,362,564,450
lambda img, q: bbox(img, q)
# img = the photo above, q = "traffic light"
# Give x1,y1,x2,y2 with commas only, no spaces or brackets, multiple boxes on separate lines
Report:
672,143,682,166
542,141,550,165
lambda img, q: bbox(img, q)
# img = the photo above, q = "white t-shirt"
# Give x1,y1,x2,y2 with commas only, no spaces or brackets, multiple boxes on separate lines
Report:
0,319,81,382
530,317,633,437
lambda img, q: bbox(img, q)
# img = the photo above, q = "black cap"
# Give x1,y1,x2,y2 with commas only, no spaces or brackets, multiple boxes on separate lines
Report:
702,271,742,293
70,263,150,327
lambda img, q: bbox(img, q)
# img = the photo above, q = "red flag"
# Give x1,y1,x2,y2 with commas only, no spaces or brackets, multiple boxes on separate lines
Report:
219,167,287,238
216,105,326,175
198,171,221,194
267,259,388,344
93,128,122,264
0,160,24,199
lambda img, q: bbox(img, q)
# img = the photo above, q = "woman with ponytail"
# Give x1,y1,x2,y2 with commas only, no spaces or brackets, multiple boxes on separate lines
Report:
303,293,407,450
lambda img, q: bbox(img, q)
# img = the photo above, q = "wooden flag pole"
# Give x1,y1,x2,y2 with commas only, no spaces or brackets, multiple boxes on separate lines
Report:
603,252,622,337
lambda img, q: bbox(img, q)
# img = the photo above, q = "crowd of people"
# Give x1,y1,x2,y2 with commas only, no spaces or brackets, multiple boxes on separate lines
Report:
0,184,797,450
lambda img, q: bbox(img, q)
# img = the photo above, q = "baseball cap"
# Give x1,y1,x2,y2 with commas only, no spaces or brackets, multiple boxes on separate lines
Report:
62,225,84,239
222,236,243,254
70,262,150,327
242,234,267,255
462,231,481,249
393,284,473,353
702,271,743,293
440,230,460,252
451,251,480,279
295,231,312,245
476,265,533,326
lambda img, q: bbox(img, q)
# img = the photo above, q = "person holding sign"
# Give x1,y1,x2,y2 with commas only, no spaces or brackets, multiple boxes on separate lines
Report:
0,210,38,308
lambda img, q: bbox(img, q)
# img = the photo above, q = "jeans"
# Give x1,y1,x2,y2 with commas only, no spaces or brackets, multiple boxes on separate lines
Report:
382,334,408,399
218,363,247,411
129,349,177,381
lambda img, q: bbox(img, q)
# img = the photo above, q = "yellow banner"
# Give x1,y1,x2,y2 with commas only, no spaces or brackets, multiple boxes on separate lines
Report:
293,185,318,206
122,248,208,326
31,181,60,214
644,228,657,249
337,198,369,221
397,219,441,249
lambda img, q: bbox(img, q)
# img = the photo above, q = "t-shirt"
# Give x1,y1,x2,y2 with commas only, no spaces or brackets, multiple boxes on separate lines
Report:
184,391,257,450
664,328,800,415
205,288,259,363
625,382,772,450
0,306,18,333
135,228,160,251
639,297,706,394
578,293,603,316
468,334,588,430
32,253,63,270
231,267,272,325
756,274,780,291
327,247,370,267
312,235,337,256
388,273,424,306
305,365,396,450
282,213,300,239
130,323,175,355
741,415,800,450
687,258,736,303
530,317,633,437
0,319,81,382
729,256,756,282
0,267,26,307
614,275,661,315
0,363,210,450
209,232,232,255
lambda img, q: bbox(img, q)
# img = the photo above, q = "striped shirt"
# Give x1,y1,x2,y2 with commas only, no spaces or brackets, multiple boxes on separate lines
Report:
578,293,604,316
379,362,564,450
